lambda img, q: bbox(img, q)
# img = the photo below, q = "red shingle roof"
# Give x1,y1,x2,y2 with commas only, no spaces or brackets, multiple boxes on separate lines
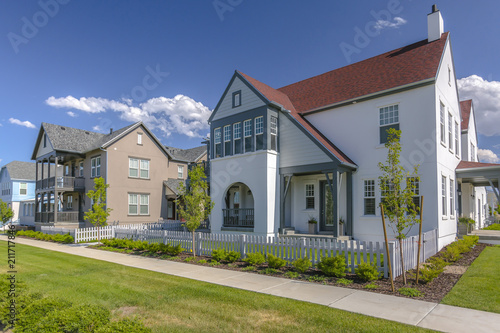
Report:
460,99,472,131
456,161,500,170
279,33,449,114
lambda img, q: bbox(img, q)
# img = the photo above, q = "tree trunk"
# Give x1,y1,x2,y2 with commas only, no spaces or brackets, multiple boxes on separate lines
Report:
399,238,406,285
192,230,196,257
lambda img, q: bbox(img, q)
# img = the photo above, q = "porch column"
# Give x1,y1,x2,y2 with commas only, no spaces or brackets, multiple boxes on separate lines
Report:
54,156,59,223
324,171,338,237
346,172,353,236
279,174,293,233
41,160,44,188
487,178,500,205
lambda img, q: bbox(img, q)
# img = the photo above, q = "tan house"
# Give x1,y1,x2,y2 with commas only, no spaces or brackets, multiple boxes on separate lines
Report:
31,121,206,229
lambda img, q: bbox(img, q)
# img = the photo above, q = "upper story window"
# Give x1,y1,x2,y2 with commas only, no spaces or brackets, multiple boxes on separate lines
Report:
255,116,264,150
129,158,149,179
65,165,70,176
305,184,315,209
441,175,447,216
67,195,73,209
244,120,252,153
379,105,399,144
214,127,222,158
178,165,184,179
1,182,11,196
19,183,27,195
233,122,242,154
363,180,375,215
224,125,231,156
138,133,143,145
470,143,476,162
454,122,459,156
91,156,101,178
408,177,420,212
270,116,278,151
79,161,84,177
448,113,453,151
449,179,454,216
232,91,241,108
440,103,446,144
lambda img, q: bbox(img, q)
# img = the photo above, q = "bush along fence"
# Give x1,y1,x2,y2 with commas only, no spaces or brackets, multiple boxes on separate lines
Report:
113,228,438,280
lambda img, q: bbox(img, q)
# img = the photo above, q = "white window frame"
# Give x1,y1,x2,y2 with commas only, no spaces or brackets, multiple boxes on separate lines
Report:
449,179,454,217
129,158,149,179
178,165,184,179
379,104,399,144
454,122,459,156
79,161,84,177
243,119,252,153
137,133,143,145
270,116,278,151
224,125,231,156
19,182,27,195
305,184,315,209
440,103,446,144
363,180,376,216
255,116,264,150
448,112,453,152
233,122,242,154
442,175,447,216
91,156,101,178
214,127,222,158
128,193,149,216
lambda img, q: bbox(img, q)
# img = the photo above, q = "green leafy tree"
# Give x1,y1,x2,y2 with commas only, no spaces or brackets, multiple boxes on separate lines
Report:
176,164,213,257
0,199,14,226
378,128,420,285
84,177,112,243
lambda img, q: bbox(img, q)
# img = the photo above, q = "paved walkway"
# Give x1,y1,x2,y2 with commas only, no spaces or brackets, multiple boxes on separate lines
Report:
4,237,500,333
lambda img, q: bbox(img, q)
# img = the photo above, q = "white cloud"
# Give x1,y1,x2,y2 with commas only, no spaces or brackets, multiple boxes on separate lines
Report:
67,111,77,117
46,94,212,138
374,17,407,31
458,75,500,137
478,149,500,163
9,118,36,129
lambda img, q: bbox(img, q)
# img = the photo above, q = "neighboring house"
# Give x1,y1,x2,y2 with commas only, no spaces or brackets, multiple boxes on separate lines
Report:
0,161,36,225
456,100,488,229
31,121,200,228
207,6,500,249
163,145,208,220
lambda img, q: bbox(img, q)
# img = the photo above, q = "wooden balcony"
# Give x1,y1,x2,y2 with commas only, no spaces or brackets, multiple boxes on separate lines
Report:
35,211,83,223
223,208,254,228
36,176,85,192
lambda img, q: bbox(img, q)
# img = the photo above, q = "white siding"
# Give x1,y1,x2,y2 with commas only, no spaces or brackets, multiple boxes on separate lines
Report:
212,76,266,121
279,115,332,168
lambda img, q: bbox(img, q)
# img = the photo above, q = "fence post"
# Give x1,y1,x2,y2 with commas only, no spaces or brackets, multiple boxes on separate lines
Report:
300,238,307,258
389,242,396,280
239,234,246,259
196,232,202,256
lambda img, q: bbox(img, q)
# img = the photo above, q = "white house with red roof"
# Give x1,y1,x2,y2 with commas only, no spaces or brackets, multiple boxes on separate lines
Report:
207,6,500,249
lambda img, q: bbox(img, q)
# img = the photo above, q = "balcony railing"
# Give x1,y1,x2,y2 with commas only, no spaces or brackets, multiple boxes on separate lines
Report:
223,208,254,228
35,211,82,223
36,177,85,192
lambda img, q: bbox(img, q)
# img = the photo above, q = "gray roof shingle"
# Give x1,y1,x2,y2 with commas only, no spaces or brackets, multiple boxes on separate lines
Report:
163,178,185,196
2,161,36,180
164,145,207,163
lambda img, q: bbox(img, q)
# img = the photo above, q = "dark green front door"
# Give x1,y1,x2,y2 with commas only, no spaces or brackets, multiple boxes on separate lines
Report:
319,181,336,233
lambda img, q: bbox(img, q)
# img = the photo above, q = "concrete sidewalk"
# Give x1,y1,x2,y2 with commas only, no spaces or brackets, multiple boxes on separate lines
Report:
4,237,500,333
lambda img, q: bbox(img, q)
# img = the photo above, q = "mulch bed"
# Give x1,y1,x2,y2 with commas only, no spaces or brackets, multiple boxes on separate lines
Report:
89,241,490,303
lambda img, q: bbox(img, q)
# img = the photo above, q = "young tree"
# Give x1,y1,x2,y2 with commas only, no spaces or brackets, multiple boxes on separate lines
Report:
176,164,213,257
378,128,420,285
0,199,14,226
84,177,112,243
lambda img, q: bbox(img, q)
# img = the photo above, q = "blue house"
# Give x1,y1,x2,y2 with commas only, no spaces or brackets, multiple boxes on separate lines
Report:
0,161,36,225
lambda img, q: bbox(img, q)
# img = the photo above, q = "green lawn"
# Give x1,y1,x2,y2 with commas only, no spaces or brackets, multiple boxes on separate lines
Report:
442,246,500,313
0,242,432,333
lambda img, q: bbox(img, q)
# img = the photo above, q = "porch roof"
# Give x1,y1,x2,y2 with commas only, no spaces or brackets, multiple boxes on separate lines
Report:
456,161,500,187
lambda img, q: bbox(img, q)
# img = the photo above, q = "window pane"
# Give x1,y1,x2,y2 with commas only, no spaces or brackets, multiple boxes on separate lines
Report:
140,160,149,170
224,126,231,142
364,198,375,215
244,137,252,152
214,128,221,144
256,134,263,150
129,204,137,215
380,123,400,144
234,138,241,154
244,120,252,137
140,169,149,178
255,117,263,135
233,123,241,139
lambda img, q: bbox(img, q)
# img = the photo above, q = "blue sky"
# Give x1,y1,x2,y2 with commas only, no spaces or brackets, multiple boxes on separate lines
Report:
1,0,499,166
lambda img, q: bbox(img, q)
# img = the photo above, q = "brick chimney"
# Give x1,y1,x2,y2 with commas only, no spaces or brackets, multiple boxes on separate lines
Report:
427,4,444,42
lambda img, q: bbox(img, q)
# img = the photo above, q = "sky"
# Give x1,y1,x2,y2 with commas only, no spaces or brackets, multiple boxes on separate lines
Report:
0,0,499,166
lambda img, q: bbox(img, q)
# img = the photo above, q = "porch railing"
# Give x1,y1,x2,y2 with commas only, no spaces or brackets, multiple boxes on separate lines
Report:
223,208,254,228
35,211,81,223
36,176,85,191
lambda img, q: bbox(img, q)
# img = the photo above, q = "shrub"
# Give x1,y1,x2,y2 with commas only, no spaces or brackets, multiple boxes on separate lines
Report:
197,259,208,264
209,261,221,267
148,242,161,253
336,278,353,286
364,283,378,290
168,244,184,256
284,271,299,279
16,297,73,331
418,265,443,284
42,304,110,333
398,287,423,297
184,257,195,262
259,268,279,275
355,262,380,282
462,235,479,248
242,265,255,271
212,248,227,262
95,318,152,333
243,252,266,266
226,251,241,263
484,223,500,231
307,275,327,283
428,256,449,270
442,245,462,263
267,253,287,269
292,257,312,273
317,256,346,277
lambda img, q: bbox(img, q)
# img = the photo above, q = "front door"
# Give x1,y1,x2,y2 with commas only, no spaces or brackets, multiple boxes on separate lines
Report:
319,181,336,233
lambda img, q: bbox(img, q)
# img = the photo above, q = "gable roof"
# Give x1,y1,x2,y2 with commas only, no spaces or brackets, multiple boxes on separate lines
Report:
165,145,207,163
1,161,36,181
460,99,472,131
163,178,185,196
32,122,173,160
280,33,449,114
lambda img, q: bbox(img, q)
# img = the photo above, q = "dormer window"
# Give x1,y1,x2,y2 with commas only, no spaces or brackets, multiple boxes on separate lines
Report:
232,91,241,108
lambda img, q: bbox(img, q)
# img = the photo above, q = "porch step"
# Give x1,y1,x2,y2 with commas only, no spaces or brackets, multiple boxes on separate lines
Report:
282,228,296,235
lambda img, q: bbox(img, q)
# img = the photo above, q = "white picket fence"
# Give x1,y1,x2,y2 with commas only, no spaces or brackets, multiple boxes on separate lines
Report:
40,226,75,238
113,228,438,279
74,226,116,243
